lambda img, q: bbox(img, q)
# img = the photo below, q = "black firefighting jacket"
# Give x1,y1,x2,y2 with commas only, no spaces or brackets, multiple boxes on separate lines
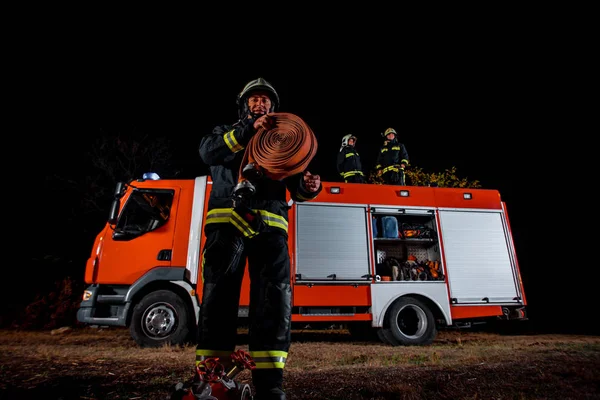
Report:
336,145,365,181
199,117,322,237
375,136,409,174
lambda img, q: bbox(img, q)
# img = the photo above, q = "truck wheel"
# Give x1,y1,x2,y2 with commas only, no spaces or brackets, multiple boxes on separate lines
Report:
130,290,192,348
377,326,401,346
386,296,437,346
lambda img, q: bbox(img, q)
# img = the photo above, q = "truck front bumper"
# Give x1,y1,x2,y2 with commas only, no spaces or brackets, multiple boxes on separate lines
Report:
76,284,129,327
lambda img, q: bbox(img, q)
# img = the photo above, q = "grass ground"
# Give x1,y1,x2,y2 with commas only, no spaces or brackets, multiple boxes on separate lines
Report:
0,326,598,399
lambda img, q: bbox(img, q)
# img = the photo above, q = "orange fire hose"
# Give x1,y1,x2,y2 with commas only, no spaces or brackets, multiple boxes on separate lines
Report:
239,112,318,181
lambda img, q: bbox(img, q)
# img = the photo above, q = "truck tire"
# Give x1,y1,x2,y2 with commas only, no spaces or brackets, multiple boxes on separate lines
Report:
130,290,193,348
377,326,401,346
386,296,437,346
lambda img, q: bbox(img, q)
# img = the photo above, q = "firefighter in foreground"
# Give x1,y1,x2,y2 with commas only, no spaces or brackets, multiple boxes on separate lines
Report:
193,77,322,400
375,127,410,185
336,134,366,183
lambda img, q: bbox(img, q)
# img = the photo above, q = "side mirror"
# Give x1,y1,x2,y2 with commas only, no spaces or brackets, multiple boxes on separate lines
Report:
108,182,126,225
108,199,120,225
114,182,125,198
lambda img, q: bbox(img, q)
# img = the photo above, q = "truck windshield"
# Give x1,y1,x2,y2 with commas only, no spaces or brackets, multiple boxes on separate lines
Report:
114,189,174,239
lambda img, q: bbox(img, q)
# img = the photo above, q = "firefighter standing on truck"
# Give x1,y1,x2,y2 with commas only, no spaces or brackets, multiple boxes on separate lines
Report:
195,77,322,400
375,127,409,185
336,134,366,183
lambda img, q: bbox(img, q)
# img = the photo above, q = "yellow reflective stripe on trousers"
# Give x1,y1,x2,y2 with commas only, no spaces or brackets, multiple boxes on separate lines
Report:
249,350,288,369
223,130,243,153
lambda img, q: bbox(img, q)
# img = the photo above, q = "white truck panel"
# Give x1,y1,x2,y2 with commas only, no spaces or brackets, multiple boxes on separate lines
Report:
186,176,207,284
370,282,452,326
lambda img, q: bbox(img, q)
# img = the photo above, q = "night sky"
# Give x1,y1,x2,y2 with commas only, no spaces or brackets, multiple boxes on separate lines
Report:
18,38,593,335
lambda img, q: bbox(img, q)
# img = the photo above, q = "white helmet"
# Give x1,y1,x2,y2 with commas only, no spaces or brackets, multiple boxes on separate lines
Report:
341,134,357,147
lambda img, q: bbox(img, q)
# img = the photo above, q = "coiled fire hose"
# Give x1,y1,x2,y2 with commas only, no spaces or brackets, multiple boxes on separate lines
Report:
239,112,318,181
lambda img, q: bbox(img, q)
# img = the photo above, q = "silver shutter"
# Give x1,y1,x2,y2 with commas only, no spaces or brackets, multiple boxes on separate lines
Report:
439,210,520,303
296,204,370,280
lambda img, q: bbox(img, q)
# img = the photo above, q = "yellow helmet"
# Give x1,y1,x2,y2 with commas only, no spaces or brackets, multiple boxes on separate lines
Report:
382,127,397,137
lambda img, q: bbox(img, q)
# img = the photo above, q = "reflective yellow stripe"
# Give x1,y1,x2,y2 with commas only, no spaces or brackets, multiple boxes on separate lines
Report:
206,208,288,233
345,153,357,158
206,208,234,224
257,210,288,231
249,350,287,369
382,165,400,173
230,210,258,238
401,159,409,165
223,130,243,153
201,248,206,284
342,170,364,178
296,192,317,201
391,146,401,150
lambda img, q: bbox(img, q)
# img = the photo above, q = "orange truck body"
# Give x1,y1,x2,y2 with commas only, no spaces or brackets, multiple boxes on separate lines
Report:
77,176,527,347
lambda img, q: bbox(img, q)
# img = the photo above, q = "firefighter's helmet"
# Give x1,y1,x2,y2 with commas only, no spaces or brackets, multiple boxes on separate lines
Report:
341,134,357,147
236,77,279,119
382,127,397,137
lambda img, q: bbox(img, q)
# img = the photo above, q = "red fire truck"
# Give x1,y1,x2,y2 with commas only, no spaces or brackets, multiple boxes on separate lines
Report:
77,175,527,347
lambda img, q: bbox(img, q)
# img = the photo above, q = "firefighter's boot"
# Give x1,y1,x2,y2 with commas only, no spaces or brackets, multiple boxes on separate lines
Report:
252,369,286,400
254,387,285,400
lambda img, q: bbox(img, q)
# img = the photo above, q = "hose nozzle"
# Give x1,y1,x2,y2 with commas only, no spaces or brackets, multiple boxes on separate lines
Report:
242,162,263,180
232,180,256,200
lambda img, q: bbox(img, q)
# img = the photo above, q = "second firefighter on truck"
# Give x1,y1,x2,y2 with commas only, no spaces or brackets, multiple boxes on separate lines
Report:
337,134,366,183
195,77,322,400
376,127,410,185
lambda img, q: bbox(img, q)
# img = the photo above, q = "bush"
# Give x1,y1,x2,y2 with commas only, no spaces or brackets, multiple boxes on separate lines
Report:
13,276,84,330
368,165,481,188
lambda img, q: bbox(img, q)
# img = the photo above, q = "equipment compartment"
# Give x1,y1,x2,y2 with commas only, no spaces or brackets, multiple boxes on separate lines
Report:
371,209,444,282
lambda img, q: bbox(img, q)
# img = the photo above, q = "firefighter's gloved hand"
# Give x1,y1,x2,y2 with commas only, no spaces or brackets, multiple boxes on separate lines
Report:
252,113,276,131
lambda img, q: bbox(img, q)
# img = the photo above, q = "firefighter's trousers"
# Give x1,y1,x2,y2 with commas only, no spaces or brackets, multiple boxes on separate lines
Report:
382,169,405,186
345,174,365,183
196,225,291,392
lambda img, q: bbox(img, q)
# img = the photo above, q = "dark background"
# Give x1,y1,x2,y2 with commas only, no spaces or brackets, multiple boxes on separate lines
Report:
11,29,593,335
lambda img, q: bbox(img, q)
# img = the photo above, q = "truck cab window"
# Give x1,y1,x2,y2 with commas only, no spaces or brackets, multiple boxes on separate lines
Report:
113,190,174,240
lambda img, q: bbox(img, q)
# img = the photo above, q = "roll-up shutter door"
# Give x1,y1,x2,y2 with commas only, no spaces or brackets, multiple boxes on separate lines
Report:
296,204,370,280
439,210,520,304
